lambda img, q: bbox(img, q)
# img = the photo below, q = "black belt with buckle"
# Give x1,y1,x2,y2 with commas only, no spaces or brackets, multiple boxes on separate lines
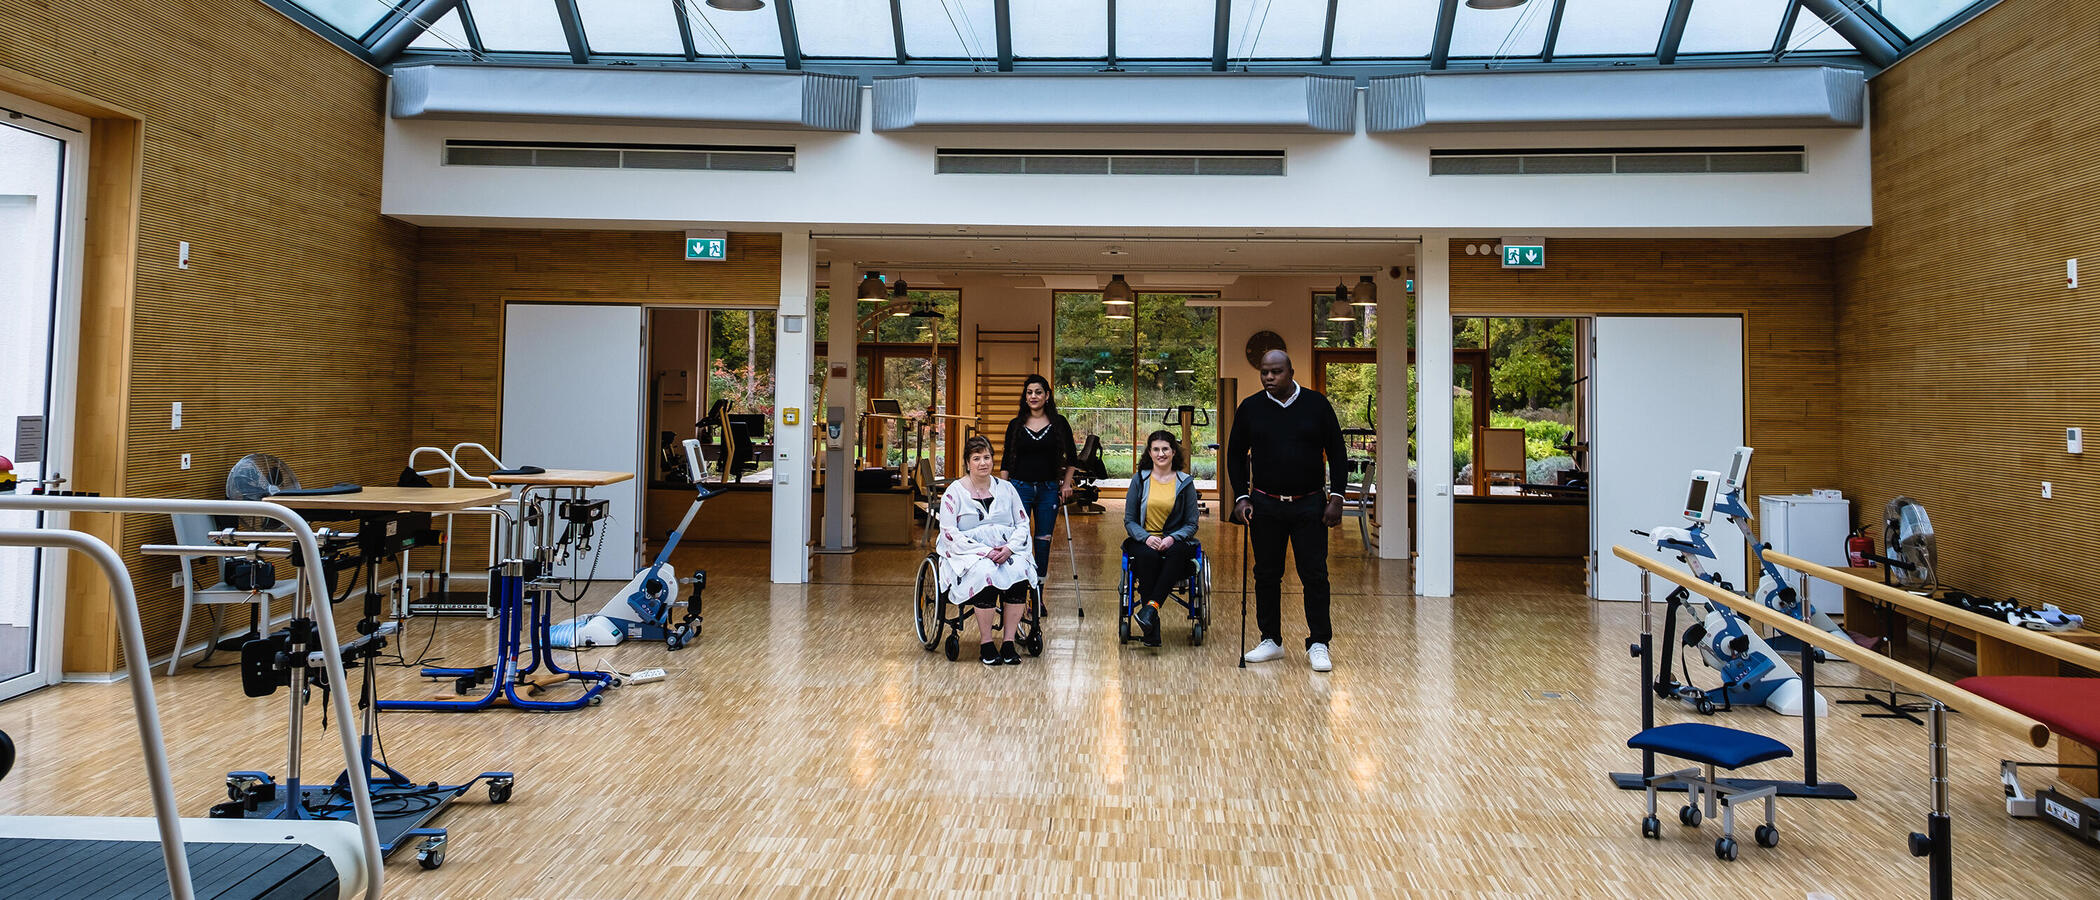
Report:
1253,488,1319,502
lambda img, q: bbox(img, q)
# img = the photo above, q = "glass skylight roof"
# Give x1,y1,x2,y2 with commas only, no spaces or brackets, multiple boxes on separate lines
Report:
268,0,2000,73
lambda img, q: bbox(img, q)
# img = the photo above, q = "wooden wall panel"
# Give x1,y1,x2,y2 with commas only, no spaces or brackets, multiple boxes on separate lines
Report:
1836,0,2100,622
411,230,781,559
2,1,417,665
1450,239,1840,504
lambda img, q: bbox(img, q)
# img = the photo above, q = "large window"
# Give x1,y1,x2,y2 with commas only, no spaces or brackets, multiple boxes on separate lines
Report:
812,287,965,475
1451,316,1582,496
1312,288,1387,497
1053,291,1218,479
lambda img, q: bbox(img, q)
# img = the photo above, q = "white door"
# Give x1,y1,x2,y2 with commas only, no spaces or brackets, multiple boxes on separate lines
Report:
1,92,87,701
1591,316,1746,601
502,304,644,575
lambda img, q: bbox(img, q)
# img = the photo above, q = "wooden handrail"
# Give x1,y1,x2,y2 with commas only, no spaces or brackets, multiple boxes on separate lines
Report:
1764,550,2100,675
1612,545,2051,749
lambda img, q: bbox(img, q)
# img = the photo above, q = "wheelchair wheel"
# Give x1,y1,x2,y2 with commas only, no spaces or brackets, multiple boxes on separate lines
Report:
913,556,941,650
1189,623,1206,646
944,634,960,661
1020,586,1045,656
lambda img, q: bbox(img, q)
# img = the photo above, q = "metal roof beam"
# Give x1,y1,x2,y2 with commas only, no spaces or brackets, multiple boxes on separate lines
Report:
1319,0,1338,64
1541,0,1568,62
1212,0,1230,71
672,0,700,62
1106,0,1119,69
775,0,803,69
370,0,463,64
553,0,589,64
1768,0,1805,60
889,0,907,64
995,0,1013,71
455,0,488,56
1429,0,1459,70
1796,0,1899,66
1657,0,1695,64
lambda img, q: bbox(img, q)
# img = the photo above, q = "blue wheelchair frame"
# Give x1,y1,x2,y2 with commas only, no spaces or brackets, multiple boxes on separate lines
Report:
1117,539,1211,647
914,551,1045,661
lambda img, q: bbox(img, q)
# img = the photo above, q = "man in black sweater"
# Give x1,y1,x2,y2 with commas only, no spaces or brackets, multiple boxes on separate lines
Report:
1227,349,1350,672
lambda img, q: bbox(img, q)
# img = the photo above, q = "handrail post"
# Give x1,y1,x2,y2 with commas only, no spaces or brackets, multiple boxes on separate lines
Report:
1801,577,1818,787
1639,568,1655,781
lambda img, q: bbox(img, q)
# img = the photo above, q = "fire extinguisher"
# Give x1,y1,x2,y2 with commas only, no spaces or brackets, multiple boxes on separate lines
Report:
1846,526,1874,567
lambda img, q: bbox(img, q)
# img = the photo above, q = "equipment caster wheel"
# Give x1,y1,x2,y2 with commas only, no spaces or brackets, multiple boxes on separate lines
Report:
1640,815,1661,839
1679,804,1701,827
1190,624,1206,646
943,635,959,661
417,838,447,870
1754,824,1778,848
1695,697,1716,715
1023,634,1043,657
666,634,684,651
589,695,602,706
1117,618,1130,644
1714,837,1737,861
488,778,513,804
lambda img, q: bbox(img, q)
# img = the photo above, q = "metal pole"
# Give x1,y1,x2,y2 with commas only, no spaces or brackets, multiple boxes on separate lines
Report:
1639,568,1655,781
1800,577,1818,786
1908,700,1953,899
0,530,197,900
0,496,384,900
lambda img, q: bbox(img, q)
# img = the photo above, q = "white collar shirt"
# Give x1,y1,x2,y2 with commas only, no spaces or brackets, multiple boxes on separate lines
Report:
1265,381,1302,409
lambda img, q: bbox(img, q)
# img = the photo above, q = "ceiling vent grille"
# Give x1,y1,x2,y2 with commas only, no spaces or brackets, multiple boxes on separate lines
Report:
444,140,794,172
936,149,1285,177
1430,146,1804,176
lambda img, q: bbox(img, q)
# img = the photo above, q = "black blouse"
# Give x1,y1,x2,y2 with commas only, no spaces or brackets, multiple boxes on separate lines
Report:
1001,414,1076,482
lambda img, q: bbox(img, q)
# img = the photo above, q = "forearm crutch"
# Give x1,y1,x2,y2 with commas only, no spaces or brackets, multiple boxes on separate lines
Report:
1061,501,1081,617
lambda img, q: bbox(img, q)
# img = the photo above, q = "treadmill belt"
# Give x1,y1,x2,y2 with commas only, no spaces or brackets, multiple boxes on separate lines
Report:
0,837,338,899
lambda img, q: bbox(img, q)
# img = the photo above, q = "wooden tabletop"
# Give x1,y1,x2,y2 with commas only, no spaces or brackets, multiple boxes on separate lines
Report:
274,486,511,513
486,469,634,488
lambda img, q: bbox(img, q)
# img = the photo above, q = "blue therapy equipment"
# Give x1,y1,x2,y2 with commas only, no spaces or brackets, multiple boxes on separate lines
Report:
550,439,714,650
1642,448,1827,718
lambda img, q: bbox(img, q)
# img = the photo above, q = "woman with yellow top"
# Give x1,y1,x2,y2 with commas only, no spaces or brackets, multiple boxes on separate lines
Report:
1123,430,1200,647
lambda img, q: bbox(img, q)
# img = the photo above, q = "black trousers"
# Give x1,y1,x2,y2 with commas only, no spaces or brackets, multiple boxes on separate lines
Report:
1250,493,1332,648
1124,536,1196,610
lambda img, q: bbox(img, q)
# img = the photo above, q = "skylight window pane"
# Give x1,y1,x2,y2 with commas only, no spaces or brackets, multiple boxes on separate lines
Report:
472,0,570,52
1449,1,1550,59
294,0,402,41
1011,0,1107,57
1784,7,1854,53
408,6,472,51
1228,0,1327,60
578,0,683,55
1328,0,1435,59
1554,0,1670,56
899,0,998,59
682,1,787,58
1117,0,1216,59
795,0,899,57
1875,1,1983,39
1679,0,1790,53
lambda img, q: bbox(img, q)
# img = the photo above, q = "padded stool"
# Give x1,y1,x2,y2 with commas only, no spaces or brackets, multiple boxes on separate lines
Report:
1627,722,1794,860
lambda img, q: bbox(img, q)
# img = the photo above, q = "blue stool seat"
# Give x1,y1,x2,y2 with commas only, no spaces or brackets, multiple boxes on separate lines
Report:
1628,723,1793,770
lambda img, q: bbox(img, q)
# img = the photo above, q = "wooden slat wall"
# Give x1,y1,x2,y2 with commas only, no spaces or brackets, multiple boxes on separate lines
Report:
1835,0,2100,622
1450,239,1840,503
411,230,782,560
2,1,418,665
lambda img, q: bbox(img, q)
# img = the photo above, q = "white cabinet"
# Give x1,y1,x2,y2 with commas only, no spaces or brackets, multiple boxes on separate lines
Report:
1758,494,1851,616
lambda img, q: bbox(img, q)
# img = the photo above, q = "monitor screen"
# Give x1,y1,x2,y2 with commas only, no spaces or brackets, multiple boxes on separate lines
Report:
1684,478,1710,516
871,397,902,415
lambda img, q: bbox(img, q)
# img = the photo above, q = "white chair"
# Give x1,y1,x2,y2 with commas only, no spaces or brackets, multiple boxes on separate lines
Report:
167,513,295,675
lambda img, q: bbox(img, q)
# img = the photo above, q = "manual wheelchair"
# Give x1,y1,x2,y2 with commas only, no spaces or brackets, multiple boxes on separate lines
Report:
913,551,1045,660
1117,539,1212,646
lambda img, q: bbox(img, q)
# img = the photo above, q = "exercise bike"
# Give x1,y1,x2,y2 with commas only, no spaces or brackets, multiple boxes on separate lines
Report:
1640,453,1827,718
549,439,714,650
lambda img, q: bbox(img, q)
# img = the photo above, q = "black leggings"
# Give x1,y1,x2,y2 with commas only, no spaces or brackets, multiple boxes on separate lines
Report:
1124,536,1196,611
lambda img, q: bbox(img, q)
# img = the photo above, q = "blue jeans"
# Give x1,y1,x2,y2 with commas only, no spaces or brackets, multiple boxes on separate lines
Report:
1010,480,1061,580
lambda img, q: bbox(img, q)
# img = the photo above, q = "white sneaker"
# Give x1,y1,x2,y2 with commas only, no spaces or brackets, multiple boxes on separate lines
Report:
1242,639,1284,664
1308,643,1332,672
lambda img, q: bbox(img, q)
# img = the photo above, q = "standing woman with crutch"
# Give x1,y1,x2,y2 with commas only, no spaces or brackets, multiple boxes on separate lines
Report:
998,374,1077,588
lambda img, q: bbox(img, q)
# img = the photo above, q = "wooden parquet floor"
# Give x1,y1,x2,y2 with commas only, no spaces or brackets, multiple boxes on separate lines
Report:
2,507,2096,898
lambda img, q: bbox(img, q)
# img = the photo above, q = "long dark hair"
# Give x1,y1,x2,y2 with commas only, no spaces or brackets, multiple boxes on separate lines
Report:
1015,374,1059,422
1143,430,1186,473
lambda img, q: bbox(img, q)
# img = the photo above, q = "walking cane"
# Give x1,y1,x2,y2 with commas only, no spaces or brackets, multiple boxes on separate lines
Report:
1238,505,1249,669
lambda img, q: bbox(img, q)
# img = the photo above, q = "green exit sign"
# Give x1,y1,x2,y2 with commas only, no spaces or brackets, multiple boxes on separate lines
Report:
1501,244,1544,269
684,231,727,261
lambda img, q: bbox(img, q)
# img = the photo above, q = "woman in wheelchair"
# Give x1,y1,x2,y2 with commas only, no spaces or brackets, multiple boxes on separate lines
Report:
938,435,1038,666
1124,431,1200,646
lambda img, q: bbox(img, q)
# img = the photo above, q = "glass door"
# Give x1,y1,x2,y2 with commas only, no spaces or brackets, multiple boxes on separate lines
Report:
2,94,86,701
